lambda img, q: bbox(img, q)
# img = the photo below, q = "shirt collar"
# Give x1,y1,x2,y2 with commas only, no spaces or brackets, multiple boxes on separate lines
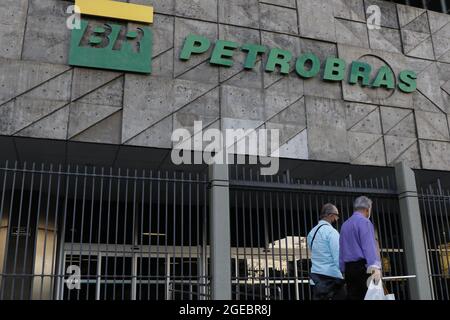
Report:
319,219,332,226
353,211,368,219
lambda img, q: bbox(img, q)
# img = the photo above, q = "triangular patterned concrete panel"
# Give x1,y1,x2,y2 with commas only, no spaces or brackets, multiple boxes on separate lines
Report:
368,28,402,54
126,116,173,148
0,58,70,105
345,103,378,130
413,91,445,113
349,131,382,159
122,76,216,143
406,35,435,60
346,104,381,135
349,132,386,166
77,77,124,107
385,112,416,138
71,68,122,101
403,12,430,33
384,135,418,165
428,10,450,34
72,111,122,145
397,4,426,28
381,107,411,133
173,87,220,133
176,60,219,85
417,63,445,111
15,106,69,140
335,19,369,48
334,0,365,22
266,97,306,146
432,34,450,63
402,30,433,57
415,110,450,141
273,129,308,160
265,79,304,121
68,102,122,138
0,70,72,135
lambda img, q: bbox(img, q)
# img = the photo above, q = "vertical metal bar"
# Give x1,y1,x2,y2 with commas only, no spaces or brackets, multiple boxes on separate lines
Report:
172,172,176,299
431,186,449,298
424,186,441,296
255,188,262,299
248,188,255,300
86,167,96,300
96,167,105,301
122,169,129,300
164,172,169,300
147,170,153,300
76,166,87,301
56,164,70,300
180,173,185,299
11,162,27,299
138,169,145,301
234,190,239,300
29,163,45,300
155,171,161,300
242,189,248,299
0,161,17,300
49,165,62,300
282,191,291,300
262,190,269,300
188,173,192,300
113,168,121,300
131,169,138,301
0,161,9,299
288,192,299,300
20,163,36,300
103,167,113,300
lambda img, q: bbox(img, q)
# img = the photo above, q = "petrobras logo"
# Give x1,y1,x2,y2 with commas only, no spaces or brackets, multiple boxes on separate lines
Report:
67,0,154,74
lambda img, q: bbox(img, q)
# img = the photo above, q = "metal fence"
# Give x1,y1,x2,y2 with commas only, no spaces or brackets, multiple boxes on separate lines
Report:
0,162,210,300
419,184,450,300
229,167,409,300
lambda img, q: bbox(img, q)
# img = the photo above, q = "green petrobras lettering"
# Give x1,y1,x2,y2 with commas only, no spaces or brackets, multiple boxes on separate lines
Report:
323,57,346,81
176,34,418,94
69,19,153,74
241,44,267,69
349,61,372,86
295,53,320,78
210,40,239,67
180,34,211,60
398,70,417,93
372,66,395,89
265,48,292,74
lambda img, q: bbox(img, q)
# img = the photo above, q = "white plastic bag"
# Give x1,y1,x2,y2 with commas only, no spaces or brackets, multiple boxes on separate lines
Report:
364,280,386,300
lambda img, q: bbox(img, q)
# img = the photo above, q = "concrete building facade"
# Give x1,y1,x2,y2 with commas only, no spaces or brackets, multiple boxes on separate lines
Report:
0,0,449,171
0,0,449,301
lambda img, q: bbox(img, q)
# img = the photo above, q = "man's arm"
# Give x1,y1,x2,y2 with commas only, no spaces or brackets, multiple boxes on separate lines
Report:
329,230,340,271
359,220,381,270
339,234,345,273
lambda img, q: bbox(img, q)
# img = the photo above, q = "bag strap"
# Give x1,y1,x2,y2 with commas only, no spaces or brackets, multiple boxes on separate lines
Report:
310,224,329,249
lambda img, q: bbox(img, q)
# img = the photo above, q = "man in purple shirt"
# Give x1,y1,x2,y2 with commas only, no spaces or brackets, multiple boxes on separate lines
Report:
339,196,382,300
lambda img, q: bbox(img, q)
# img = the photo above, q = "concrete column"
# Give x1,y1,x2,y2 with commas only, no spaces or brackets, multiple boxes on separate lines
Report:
209,164,231,300
394,162,433,300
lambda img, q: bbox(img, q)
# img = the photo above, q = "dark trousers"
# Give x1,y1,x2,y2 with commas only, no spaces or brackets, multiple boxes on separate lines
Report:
344,260,368,300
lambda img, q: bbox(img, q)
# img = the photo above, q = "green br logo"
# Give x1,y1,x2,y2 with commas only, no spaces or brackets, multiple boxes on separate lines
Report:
69,19,153,74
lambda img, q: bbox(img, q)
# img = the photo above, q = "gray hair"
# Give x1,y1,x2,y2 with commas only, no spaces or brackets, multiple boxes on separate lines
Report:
320,203,338,219
353,196,372,211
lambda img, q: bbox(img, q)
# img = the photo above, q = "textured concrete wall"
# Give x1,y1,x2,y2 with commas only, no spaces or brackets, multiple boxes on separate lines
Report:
0,0,449,170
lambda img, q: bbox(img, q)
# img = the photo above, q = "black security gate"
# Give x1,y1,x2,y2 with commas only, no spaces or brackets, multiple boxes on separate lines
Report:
419,184,450,300
0,162,210,300
229,167,409,300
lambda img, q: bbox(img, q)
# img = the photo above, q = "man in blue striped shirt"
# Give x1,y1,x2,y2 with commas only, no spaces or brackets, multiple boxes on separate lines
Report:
307,203,345,300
